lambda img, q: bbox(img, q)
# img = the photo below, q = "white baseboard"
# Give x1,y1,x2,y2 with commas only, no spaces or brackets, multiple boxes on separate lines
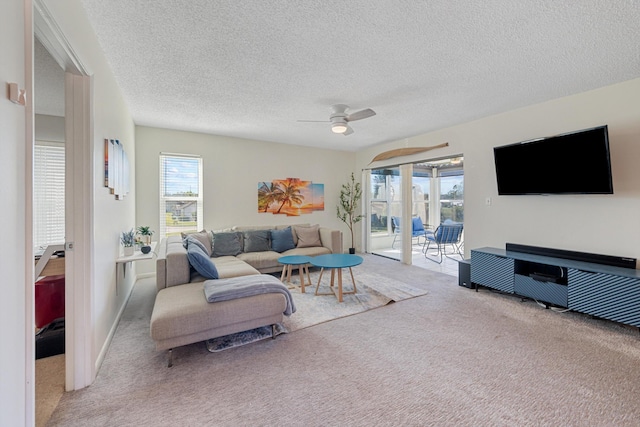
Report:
94,281,135,374
94,272,156,372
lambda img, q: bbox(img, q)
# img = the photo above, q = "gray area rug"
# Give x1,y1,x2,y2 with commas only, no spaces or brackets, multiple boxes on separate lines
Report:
284,268,427,331
206,268,427,351
46,254,640,426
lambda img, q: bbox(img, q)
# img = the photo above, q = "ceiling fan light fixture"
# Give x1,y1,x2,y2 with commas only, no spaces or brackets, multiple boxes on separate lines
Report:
331,123,348,134
298,104,375,135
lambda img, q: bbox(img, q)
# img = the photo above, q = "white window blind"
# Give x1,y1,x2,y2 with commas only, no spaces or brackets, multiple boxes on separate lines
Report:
159,154,203,238
34,142,65,250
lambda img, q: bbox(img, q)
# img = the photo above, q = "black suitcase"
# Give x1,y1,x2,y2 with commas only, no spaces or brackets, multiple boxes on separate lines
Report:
36,318,65,359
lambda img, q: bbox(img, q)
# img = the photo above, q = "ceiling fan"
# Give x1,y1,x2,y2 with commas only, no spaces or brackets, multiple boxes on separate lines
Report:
298,104,376,135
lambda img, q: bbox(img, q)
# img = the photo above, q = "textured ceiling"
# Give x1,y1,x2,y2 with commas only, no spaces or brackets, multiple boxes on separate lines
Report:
73,0,639,151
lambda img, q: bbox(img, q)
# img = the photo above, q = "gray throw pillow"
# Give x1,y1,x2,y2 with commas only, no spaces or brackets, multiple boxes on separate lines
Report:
243,230,271,253
211,232,243,257
294,225,322,248
181,230,212,256
186,235,209,253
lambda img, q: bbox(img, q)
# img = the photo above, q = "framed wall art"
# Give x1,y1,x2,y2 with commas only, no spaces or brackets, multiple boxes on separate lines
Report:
104,138,130,200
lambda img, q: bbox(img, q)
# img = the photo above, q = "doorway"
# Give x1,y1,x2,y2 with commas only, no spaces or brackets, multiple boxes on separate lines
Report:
31,1,95,424
33,34,66,427
368,166,402,261
366,155,464,275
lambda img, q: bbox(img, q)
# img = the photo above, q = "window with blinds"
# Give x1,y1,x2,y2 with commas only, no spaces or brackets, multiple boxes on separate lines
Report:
159,154,203,238
34,142,65,250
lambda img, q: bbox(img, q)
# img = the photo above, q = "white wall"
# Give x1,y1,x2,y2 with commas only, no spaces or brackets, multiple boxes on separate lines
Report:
135,126,356,273
42,0,137,375
0,1,136,419
357,78,640,261
35,114,65,142
1,1,29,423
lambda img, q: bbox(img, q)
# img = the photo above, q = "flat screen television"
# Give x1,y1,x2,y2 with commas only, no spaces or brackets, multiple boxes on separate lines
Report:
494,125,613,195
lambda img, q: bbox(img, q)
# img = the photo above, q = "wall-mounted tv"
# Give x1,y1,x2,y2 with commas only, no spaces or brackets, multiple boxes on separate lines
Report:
494,125,613,195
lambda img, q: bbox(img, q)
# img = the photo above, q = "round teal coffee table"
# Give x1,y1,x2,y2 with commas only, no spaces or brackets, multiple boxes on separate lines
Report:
310,254,363,302
278,255,313,293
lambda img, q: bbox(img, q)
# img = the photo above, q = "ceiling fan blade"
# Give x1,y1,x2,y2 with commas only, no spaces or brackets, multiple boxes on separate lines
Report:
343,126,354,136
346,108,376,122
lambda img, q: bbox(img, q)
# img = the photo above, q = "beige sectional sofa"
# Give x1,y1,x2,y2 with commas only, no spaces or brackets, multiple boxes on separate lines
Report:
150,224,342,365
155,224,342,289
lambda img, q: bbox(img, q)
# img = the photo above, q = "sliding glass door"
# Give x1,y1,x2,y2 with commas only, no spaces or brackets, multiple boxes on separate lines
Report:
365,156,464,266
439,173,464,224
368,167,402,260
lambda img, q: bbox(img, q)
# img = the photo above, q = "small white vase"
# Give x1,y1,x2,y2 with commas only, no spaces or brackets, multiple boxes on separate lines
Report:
124,246,134,256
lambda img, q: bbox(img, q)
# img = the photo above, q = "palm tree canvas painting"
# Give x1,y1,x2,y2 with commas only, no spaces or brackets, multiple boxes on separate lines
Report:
258,181,281,213
311,183,324,211
269,178,308,216
258,178,324,216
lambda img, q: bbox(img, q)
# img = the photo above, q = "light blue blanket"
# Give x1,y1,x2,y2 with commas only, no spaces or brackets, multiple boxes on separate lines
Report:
203,274,296,316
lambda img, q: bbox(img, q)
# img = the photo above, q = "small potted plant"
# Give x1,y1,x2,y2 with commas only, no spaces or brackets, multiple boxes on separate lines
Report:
336,172,364,254
121,229,136,256
136,226,154,245
136,226,154,254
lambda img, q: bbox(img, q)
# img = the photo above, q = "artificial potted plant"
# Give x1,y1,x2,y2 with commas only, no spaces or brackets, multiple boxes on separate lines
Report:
336,172,364,254
136,226,154,254
136,226,154,244
121,229,136,256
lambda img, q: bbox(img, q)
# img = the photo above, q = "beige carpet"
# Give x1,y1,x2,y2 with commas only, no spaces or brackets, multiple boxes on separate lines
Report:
46,254,640,426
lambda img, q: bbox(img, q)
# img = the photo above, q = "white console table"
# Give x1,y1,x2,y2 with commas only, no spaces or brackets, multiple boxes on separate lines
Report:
116,242,157,293
116,242,157,264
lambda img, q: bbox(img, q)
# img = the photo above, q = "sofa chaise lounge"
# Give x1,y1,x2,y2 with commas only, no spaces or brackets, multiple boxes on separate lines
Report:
150,224,342,365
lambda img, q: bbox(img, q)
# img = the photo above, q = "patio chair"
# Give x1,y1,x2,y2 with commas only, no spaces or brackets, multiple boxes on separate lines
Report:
392,216,428,248
423,221,464,263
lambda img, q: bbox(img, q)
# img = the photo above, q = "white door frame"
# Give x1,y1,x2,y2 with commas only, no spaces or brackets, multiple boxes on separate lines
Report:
400,164,413,264
360,170,370,254
33,0,95,392
24,2,35,424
